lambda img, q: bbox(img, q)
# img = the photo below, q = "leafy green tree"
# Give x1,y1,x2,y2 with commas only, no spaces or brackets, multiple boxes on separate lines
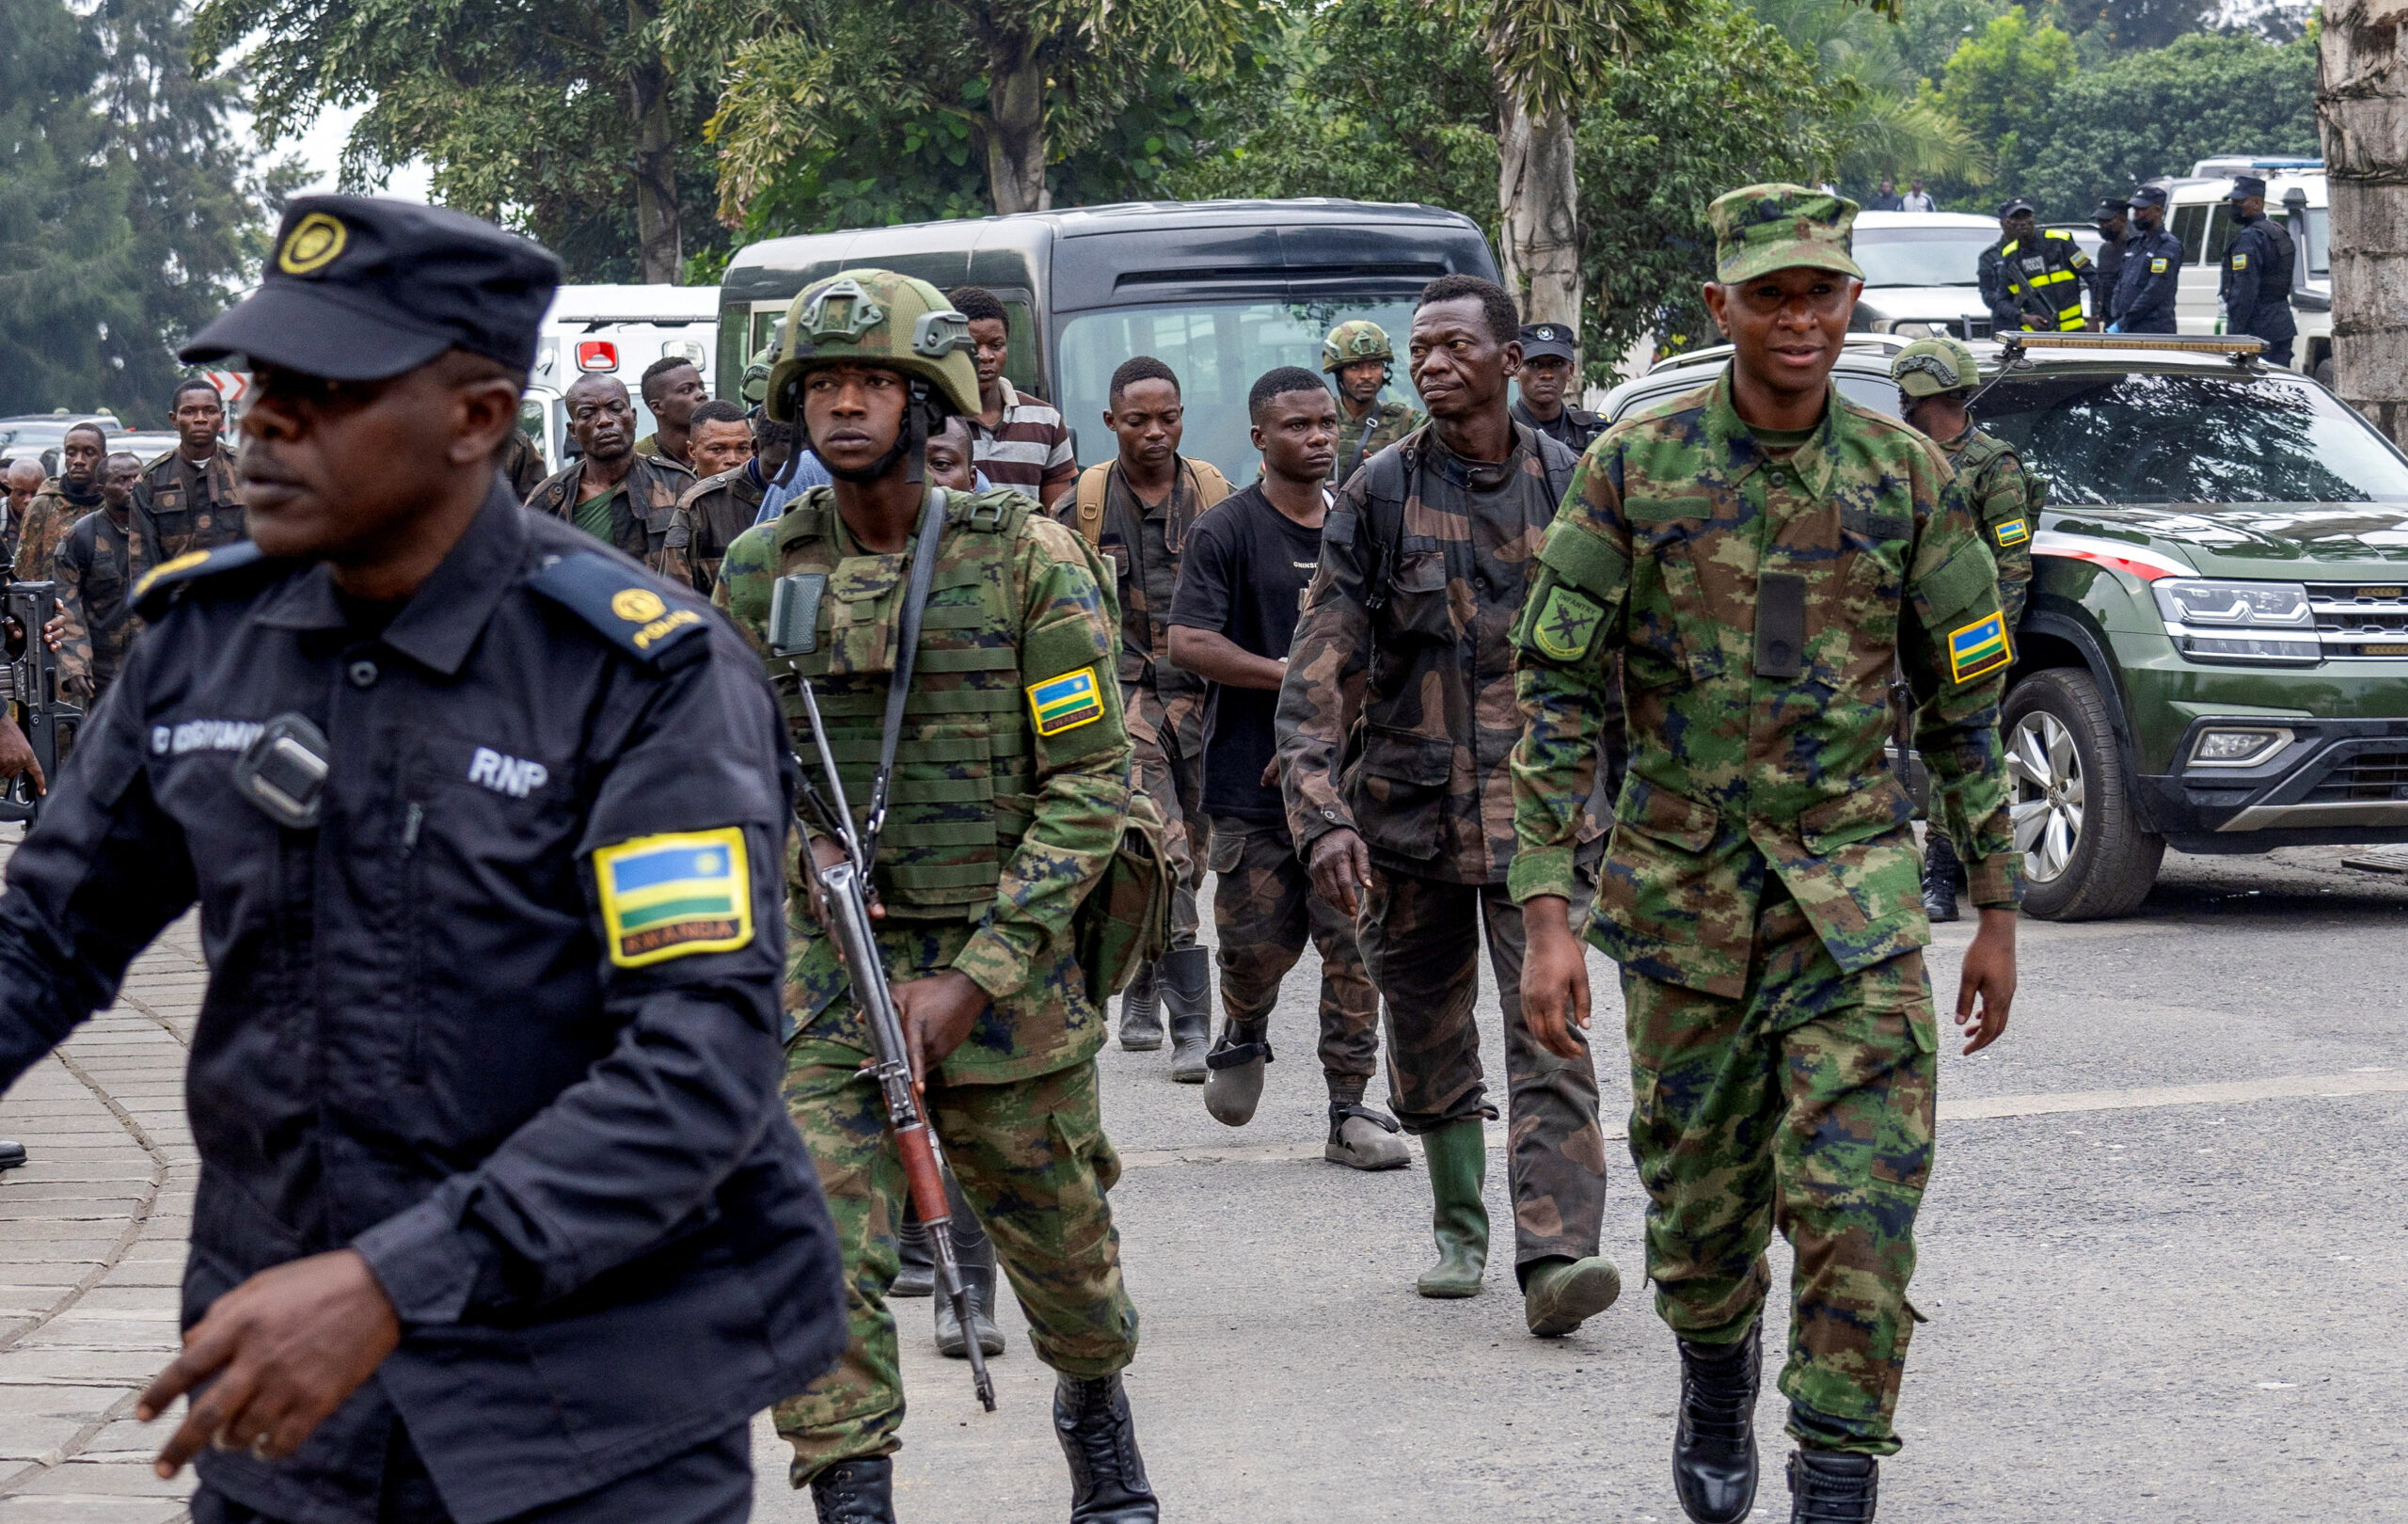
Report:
1744,0,1991,190
1925,4,2077,195
2056,0,2214,56
704,0,1270,219
196,0,719,282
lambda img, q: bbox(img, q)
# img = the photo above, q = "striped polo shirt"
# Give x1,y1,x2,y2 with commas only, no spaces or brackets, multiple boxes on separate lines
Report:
970,378,1077,498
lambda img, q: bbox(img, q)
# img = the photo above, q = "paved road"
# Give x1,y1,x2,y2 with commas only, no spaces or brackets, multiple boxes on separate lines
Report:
4,841,2402,1523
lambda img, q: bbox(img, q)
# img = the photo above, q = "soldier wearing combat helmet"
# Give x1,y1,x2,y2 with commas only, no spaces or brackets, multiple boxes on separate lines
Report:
1321,319,1425,484
1513,184,2019,1524
715,270,1157,1523
1892,336,2037,923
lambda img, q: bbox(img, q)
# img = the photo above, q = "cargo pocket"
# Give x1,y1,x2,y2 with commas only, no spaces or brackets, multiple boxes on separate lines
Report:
1347,725,1453,862
1384,544,1456,643
1625,518,1716,687
1798,775,1916,856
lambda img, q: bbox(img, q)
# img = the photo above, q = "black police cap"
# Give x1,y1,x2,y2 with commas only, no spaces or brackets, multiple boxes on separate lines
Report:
182,196,562,382
1518,323,1577,363
1997,197,2036,218
2127,185,2169,210
2227,174,2269,201
2093,197,2131,220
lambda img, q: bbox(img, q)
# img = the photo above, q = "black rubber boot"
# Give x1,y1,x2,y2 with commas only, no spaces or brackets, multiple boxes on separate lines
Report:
933,1170,1003,1358
1117,961,1164,1052
1787,1449,1878,1523
1672,1320,1762,1524
1161,946,1212,1084
892,1209,934,1299
0,1141,24,1170
810,1457,896,1524
1054,1373,1159,1522
1920,831,1960,924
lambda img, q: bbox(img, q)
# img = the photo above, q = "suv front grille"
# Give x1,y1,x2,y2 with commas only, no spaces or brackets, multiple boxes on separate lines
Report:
2306,749,2408,802
2309,585,2408,657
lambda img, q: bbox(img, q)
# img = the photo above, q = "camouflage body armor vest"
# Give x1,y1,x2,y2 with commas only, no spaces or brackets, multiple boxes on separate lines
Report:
769,487,1038,918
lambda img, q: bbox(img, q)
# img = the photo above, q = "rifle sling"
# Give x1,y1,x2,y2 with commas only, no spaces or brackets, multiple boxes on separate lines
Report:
863,485,950,867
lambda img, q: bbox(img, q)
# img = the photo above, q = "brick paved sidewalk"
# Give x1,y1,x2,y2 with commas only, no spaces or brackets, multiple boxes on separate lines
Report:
0,842,201,1523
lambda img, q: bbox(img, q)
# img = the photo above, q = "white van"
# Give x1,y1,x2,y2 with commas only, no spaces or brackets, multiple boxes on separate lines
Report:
2154,157,2330,382
517,284,721,470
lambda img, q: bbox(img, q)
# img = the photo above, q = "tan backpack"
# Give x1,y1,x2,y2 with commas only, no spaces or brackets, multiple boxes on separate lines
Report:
1072,457,1231,547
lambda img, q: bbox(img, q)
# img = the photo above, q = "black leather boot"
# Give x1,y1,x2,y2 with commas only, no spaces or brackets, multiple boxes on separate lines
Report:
1054,1373,1159,1522
1920,831,1960,923
1161,945,1212,1085
1788,1449,1878,1523
1672,1320,1761,1524
1117,961,1164,1051
934,1174,1003,1358
892,1209,934,1299
810,1457,896,1524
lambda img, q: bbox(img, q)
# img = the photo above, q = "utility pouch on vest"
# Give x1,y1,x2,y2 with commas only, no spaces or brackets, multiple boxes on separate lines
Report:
768,573,826,656
1072,789,1174,1004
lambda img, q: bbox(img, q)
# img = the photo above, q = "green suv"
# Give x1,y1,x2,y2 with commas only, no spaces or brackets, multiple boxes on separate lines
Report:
1603,334,2408,919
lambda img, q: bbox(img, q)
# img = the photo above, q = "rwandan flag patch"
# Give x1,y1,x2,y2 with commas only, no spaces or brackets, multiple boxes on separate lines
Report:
1947,613,2013,684
594,827,752,968
1994,517,2031,548
1028,667,1104,737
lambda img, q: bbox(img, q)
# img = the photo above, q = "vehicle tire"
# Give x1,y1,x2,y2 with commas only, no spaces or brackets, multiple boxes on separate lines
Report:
2314,355,2337,389
2002,668,2165,921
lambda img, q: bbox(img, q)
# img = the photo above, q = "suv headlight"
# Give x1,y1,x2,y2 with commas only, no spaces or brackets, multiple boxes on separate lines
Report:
2151,579,2321,665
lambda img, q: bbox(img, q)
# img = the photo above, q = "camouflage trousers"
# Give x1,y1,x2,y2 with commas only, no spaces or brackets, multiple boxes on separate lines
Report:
1133,687,1207,949
772,1053,1139,1484
1206,814,1380,1099
1354,870,1608,1272
1621,882,1938,1457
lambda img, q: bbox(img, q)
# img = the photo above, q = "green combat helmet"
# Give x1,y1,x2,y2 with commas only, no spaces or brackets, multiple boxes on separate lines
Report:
1323,319,1395,373
739,342,775,405
1891,336,1980,397
764,268,981,423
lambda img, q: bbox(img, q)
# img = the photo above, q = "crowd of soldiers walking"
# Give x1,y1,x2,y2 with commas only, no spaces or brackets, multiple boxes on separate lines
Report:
0,181,2029,1524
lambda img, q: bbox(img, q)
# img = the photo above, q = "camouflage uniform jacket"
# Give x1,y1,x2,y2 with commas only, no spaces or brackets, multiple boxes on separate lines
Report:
1061,460,1215,753
13,483,100,581
130,449,244,564
524,453,696,575
1276,421,1602,887
1935,421,2035,625
1508,367,2023,999
499,428,550,503
1331,397,1426,486
55,506,145,699
717,484,1133,1085
662,465,768,595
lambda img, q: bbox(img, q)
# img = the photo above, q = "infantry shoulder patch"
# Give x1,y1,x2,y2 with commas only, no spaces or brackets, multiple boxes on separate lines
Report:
1947,612,2013,684
1028,667,1104,737
1530,585,1604,662
1993,517,2031,548
594,828,753,968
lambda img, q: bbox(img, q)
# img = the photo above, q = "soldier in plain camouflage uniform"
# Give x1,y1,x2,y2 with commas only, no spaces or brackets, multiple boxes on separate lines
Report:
1892,336,2037,925
14,422,108,581
54,452,147,706
1512,184,2020,1524
130,377,246,564
1276,276,1622,1334
715,269,1156,1524
1323,320,1425,485
524,373,696,572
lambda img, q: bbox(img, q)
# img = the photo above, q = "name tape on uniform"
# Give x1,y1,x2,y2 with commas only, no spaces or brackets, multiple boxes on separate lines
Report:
593,828,753,968
1027,667,1103,737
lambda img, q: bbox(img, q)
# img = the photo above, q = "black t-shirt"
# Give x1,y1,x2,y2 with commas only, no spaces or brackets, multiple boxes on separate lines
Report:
1169,483,1325,820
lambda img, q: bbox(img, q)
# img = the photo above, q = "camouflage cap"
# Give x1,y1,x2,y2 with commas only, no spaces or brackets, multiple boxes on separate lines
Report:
1890,337,1979,398
765,268,981,423
1708,184,1864,285
1323,319,1394,373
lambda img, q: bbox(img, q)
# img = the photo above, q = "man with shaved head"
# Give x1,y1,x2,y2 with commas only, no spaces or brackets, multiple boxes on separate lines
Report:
130,377,244,564
522,372,694,571
15,421,107,581
55,452,147,705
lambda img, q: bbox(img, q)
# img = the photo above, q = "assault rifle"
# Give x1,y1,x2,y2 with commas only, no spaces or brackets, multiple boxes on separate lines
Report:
0,582,80,825
786,673,996,1412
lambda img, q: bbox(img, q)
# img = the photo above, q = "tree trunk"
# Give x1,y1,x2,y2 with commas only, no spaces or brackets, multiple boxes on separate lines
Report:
627,0,680,283
1496,82,1583,339
984,45,1050,214
2319,0,2408,444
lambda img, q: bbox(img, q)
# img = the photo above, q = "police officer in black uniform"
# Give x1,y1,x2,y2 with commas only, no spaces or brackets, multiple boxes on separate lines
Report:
2113,185,2184,335
0,196,847,1523
2091,196,2131,328
2221,174,2298,367
1511,322,1606,452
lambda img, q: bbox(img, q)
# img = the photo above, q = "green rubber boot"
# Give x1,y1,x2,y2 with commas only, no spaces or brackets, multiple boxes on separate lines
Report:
1416,1119,1489,1299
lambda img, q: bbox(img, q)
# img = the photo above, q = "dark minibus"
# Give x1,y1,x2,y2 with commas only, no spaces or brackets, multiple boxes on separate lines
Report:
716,198,1499,482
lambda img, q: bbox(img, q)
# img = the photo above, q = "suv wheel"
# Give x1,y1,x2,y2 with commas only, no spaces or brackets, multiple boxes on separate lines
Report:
2004,669,2165,920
